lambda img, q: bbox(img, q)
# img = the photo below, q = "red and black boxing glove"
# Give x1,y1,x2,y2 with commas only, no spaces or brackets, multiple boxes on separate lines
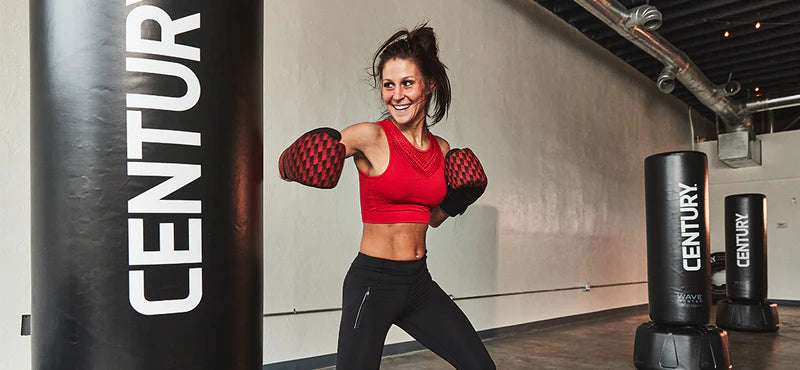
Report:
440,148,488,217
279,127,346,189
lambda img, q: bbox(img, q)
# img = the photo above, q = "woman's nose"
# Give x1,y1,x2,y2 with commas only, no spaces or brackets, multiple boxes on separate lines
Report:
392,88,404,102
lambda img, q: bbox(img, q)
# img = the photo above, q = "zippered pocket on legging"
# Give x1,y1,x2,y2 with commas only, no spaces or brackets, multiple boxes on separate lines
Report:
353,287,371,329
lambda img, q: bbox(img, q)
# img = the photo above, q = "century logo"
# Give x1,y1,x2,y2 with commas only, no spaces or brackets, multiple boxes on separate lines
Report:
735,213,750,267
125,0,203,315
678,183,701,272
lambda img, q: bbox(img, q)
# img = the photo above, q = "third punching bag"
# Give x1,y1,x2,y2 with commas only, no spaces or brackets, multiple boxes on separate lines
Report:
644,151,710,326
725,194,767,301
31,1,263,368
716,193,780,332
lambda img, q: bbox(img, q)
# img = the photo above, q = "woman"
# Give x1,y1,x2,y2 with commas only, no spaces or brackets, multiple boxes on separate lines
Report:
279,24,493,369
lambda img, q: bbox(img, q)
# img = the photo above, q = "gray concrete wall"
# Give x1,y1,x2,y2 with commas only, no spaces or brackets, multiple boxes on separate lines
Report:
2,0,698,367
1,0,32,368
263,0,692,364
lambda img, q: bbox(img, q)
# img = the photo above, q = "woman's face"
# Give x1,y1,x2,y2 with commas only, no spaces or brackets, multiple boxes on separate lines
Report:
381,58,430,127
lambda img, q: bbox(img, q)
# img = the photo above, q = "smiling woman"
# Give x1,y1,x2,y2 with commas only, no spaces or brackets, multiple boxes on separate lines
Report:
380,58,430,127
370,24,451,128
277,23,492,369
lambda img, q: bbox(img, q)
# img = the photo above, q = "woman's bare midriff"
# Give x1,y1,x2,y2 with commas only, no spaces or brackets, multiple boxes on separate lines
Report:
360,222,428,261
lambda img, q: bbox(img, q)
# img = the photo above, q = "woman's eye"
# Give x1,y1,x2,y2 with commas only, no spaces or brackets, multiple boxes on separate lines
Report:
403,81,413,87
383,82,394,89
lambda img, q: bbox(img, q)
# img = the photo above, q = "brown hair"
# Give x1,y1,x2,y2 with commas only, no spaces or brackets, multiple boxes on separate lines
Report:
371,23,451,127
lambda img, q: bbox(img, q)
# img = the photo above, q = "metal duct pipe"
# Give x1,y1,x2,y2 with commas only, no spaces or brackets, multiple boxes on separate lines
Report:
573,0,751,132
745,93,800,113
657,65,677,94
627,5,662,31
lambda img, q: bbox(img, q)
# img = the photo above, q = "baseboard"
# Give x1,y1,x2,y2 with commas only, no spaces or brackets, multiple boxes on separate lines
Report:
771,299,800,306
263,353,338,370
262,303,648,369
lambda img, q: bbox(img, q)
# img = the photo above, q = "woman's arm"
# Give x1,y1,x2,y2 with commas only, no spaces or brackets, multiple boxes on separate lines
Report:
340,122,381,158
341,122,386,176
430,135,451,228
429,206,449,228
278,122,379,188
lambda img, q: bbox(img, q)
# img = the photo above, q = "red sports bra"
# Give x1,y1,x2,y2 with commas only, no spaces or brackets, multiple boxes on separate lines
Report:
358,120,447,224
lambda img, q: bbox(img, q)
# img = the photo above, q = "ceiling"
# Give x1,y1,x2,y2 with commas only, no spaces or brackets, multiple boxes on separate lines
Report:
535,0,800,139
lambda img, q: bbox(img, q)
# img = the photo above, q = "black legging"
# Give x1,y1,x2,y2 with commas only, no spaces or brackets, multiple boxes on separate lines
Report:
336,253,495,369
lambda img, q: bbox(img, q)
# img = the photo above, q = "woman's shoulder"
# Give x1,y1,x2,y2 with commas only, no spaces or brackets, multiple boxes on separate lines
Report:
342,121,384,138
340,121,386,150
431,133,450,155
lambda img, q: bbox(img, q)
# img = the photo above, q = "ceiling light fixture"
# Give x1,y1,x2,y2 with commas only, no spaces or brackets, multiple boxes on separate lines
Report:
723,30,730,38
755,22,761,29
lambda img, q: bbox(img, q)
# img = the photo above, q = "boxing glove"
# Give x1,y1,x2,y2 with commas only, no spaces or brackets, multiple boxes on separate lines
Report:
440,148,487,217
279,127,346,189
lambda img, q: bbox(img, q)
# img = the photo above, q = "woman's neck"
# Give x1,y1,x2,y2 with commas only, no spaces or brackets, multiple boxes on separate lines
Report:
390,118,428,148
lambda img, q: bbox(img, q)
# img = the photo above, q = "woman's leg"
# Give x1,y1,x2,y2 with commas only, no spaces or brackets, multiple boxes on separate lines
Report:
396,275,495,370
336,268,401,369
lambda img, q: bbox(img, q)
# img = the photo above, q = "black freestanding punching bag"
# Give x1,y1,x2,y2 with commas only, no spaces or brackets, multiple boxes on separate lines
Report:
716,194,780,331
644,151,711,326
633,151,731,370
30,1,263,369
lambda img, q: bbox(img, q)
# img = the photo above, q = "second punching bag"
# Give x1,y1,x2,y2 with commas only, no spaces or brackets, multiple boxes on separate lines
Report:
31,1,263,369
634,151,730,370
644,151,710,326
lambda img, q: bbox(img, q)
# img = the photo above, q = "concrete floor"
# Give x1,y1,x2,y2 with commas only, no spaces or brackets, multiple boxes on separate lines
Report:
327,304,800,369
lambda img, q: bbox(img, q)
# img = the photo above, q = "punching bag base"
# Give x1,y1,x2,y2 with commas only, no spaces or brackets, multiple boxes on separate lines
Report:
633,321,731,370
716,299,780,332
